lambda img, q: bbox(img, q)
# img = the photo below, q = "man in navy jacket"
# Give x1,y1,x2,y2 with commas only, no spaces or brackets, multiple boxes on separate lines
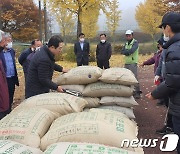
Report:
74,33,90,66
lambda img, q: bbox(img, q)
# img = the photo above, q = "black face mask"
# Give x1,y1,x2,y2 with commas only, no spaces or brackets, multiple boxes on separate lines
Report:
157,45,160,50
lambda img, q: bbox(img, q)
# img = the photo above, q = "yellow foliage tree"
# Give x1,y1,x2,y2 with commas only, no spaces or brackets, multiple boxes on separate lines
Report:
48,0,108,39
135,0,164,41
82,5,99,40
49,2,75,45
106,0,121,48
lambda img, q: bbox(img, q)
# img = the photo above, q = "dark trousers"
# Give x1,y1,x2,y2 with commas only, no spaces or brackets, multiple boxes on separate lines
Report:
125,63,141,93
172,116,180,153
77,58,88,66
0,112,6,120
97,59,110,69
6,77,15,114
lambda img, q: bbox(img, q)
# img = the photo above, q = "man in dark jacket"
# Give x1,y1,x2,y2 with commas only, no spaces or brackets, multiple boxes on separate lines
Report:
146,12,180,153
0,33,19,114
18,39,42,82
0,30,9,119
74,33,90,66
25,35,67,99
96,34,112,69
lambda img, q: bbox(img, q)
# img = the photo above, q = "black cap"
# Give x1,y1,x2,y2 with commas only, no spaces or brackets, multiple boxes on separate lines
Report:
158,12,180,28
157,39,164,46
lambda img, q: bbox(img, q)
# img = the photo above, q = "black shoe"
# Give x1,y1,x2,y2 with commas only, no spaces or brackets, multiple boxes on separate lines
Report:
156,100,165,106
133,91,142,99
134,93,141,99
156,126,173,135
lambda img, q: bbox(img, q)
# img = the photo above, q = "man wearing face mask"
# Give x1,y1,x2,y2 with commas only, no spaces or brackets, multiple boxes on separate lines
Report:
0,30,9,119
18,39,42,82
146,12,180,153
74,33,90,66
121,30,141,99
96,34,112,69
0,33,19,114
26,39,42,72
25,35,68,99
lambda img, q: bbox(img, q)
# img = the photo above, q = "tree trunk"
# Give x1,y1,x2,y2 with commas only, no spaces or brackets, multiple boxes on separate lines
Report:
38,0,42,42
112,31,115,52
77,8,82,39
0,6,2,30
44,0,48,42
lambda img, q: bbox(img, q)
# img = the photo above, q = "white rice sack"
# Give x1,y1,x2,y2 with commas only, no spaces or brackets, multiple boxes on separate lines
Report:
56,66,102,85
83,97,100,108
83,82,133,97
97,105,135,119
61,85,85,93
0,108,57,148
14,93,87,116
44,142,143,154
0,140,43,154
99,67,138,86
100,96,138,108
40,109,138,151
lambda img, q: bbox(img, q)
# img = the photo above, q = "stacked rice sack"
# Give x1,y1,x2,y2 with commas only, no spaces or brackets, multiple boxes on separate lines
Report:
0,66,144,153
0,93,88,152
56,66,138,119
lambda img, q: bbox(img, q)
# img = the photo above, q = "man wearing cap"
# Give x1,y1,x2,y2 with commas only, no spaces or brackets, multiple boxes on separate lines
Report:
121,30,141,99
146,12,180,153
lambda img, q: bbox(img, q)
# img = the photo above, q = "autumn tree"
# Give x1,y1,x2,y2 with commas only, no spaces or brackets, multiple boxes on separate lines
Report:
135,0,163,42
106,0,121,49
165,0,180,12
82,5,99,40
49,3,75,45
48,0,109,39
0,0,40,42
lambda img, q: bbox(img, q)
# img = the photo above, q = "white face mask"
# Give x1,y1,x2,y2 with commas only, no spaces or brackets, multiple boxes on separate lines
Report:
6,42,12,49
35,47,41,51
163,34,169,42
101,40,106,43
80,38,85,42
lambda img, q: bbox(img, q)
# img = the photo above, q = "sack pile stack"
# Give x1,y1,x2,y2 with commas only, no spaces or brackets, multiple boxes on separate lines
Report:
56,66,139,119
0,66,144,153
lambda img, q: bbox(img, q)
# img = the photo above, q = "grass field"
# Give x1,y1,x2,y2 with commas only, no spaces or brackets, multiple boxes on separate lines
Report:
16,54,153,71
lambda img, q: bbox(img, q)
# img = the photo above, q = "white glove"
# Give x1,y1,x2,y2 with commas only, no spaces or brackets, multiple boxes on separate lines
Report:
154,75,160,84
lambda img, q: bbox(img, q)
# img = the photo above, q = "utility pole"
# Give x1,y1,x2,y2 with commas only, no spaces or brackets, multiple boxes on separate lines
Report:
0,5,3,30
44,0,48,42
39,0,43,41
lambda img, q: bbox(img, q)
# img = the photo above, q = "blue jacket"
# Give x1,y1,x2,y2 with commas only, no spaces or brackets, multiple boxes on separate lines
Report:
0,48,19,86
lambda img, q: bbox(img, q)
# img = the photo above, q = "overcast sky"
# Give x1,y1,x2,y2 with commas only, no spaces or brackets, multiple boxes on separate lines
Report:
98,0,145,32
35,0,145,33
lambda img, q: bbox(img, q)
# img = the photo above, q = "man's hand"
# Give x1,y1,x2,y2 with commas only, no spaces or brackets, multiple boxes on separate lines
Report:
146,92,155,100
62,68,69,73
154,75,160,84
139,63,144,68
57,86,64,92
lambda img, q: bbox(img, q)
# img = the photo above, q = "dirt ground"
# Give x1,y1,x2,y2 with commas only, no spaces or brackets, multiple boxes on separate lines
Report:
135,65,176,154
13,66,177,154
